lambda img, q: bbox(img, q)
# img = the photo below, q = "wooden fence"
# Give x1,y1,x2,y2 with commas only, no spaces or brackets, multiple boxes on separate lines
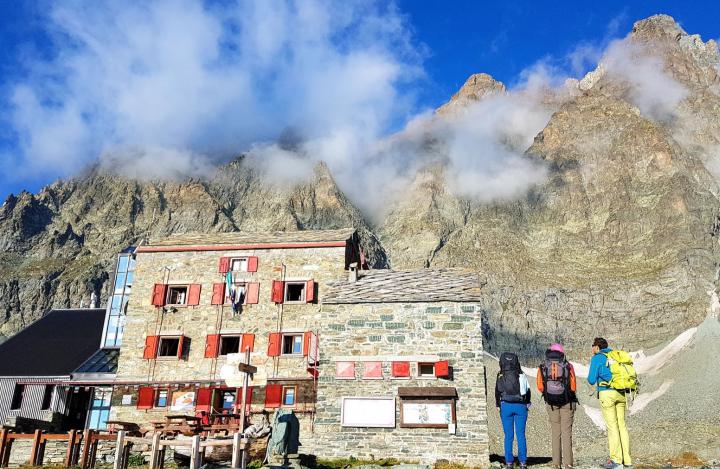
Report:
0,428,250,469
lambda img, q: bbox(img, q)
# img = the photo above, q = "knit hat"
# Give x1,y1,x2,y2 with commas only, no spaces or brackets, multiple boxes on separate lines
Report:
549,343,565,353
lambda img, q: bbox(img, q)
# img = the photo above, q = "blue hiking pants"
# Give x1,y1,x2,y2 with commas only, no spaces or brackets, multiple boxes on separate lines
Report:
500,402,528,464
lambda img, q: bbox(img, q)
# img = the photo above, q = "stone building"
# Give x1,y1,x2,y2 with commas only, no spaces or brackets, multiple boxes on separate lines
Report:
110,229,362,443
307,269,489,466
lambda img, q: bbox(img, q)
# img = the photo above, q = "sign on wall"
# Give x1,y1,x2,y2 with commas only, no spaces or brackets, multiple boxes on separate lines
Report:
340,397,395,427
400,399,456,428
170,391,196,411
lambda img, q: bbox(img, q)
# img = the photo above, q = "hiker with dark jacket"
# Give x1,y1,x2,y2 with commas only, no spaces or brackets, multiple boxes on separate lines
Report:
496,352,531,469
537,343,578,469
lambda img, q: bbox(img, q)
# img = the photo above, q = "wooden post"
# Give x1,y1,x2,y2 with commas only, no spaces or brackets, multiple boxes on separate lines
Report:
112,431,125,469
0,429,8,468
148,433,161,469
189,435,201,469
1,436,13,468
29,429,42,466
72,431,82,466
241,438,248,469
89,435,99,469
240,348,251,433
80,429,92,469
64,430,77,467
231,432,242,469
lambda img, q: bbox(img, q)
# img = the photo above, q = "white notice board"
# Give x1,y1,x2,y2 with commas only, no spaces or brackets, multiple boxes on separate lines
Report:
341,397,396,428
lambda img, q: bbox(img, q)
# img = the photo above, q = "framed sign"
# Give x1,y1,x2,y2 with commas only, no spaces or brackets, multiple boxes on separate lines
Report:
341,397,395,428
170,391,196,411
400,399,456,428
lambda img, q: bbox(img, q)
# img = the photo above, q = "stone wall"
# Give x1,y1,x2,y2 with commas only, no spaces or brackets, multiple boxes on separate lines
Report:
112,244,349,444
306,302,489,467
6,439,116,467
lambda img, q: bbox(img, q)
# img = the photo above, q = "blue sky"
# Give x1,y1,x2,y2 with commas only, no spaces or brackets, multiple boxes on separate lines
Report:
0,1,718,199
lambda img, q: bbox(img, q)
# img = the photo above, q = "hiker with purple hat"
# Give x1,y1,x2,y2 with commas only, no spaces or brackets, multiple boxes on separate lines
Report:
537,343,578,469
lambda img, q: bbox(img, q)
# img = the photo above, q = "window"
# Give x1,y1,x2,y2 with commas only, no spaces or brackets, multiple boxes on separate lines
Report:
87,387,113,430
225,283,246,305
10,384,24,410
220,336,240,355
418,363,435,378
221,390,237,409
155,389,169,407
158,337,181,357
166,286,188,305
41,385,55,410
282,386,296,407
230,258,248,272
285,282,306,303
282,334,303,355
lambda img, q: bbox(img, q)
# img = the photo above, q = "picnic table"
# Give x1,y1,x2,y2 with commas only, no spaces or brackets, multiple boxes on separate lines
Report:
105,420,141,436
209,412,242,425
161,415,203,436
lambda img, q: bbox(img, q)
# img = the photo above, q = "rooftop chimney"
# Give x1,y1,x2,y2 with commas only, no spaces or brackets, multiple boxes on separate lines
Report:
348,262,358,283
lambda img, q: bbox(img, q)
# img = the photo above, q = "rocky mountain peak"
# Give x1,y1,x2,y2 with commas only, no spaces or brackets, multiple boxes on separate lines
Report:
630,14,686,42
436,73,506,114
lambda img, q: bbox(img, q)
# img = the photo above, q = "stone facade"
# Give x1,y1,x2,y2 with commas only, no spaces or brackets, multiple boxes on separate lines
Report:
307,301,489,467
111,230,360,447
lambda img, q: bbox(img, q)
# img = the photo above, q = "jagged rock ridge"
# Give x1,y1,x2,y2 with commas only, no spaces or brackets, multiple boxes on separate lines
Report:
2,15,720,360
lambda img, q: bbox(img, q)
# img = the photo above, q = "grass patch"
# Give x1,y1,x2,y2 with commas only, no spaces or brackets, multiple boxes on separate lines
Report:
667,451,707,467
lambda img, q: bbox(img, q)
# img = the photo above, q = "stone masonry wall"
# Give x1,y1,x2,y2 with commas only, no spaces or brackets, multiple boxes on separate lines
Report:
306,302,489,467
112,244,349,445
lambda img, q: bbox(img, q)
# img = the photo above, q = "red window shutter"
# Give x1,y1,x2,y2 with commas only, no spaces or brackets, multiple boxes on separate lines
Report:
218,257,230,273
391,361,410,377
137,387,155,409
187,284,202,306
245,282,260,304
271,280,285,303
177,335,185,359
267,332,281,357
305,279,315,303
151,284,167,306
336,362,355,379
264,384,282,408
302,331,313,356
435,360,450,378
363,361,383,379
195,387,213,413
247,256,259,272
205,334,220,358
211,283,225,305
241,334,255,353
143,336,159,359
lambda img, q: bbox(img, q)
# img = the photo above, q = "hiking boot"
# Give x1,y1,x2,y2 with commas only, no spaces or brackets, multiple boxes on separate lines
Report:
519,463,528,469
603,461,623,469
505,463,514,469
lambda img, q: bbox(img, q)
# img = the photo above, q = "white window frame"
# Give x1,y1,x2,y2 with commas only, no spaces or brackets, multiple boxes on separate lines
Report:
417,362,436,379
284,282,306,304
166,285,189,306
281,334,304,355
219,335,242,356
157,336,182,358
224,282,247,305
281,385,297,407
230,257,249,272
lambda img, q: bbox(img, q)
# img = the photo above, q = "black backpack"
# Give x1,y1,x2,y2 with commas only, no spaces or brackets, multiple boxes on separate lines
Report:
497,352,524,403
539,350,573,407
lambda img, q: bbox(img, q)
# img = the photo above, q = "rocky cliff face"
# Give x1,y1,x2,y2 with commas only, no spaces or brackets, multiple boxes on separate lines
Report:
2,15,719,358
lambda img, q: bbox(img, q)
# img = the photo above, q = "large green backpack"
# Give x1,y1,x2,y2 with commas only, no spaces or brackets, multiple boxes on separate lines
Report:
601,350,639,392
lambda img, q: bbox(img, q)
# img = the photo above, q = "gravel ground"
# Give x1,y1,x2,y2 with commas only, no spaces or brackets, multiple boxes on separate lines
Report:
485,315,720,467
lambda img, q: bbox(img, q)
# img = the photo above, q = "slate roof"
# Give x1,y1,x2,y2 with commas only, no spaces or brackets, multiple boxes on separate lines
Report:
143,228,356,248
323,268,484,304
0,309,105,376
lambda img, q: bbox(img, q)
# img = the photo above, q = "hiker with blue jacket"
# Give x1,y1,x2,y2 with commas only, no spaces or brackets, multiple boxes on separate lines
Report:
495,352,531,469
588,337,633,469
